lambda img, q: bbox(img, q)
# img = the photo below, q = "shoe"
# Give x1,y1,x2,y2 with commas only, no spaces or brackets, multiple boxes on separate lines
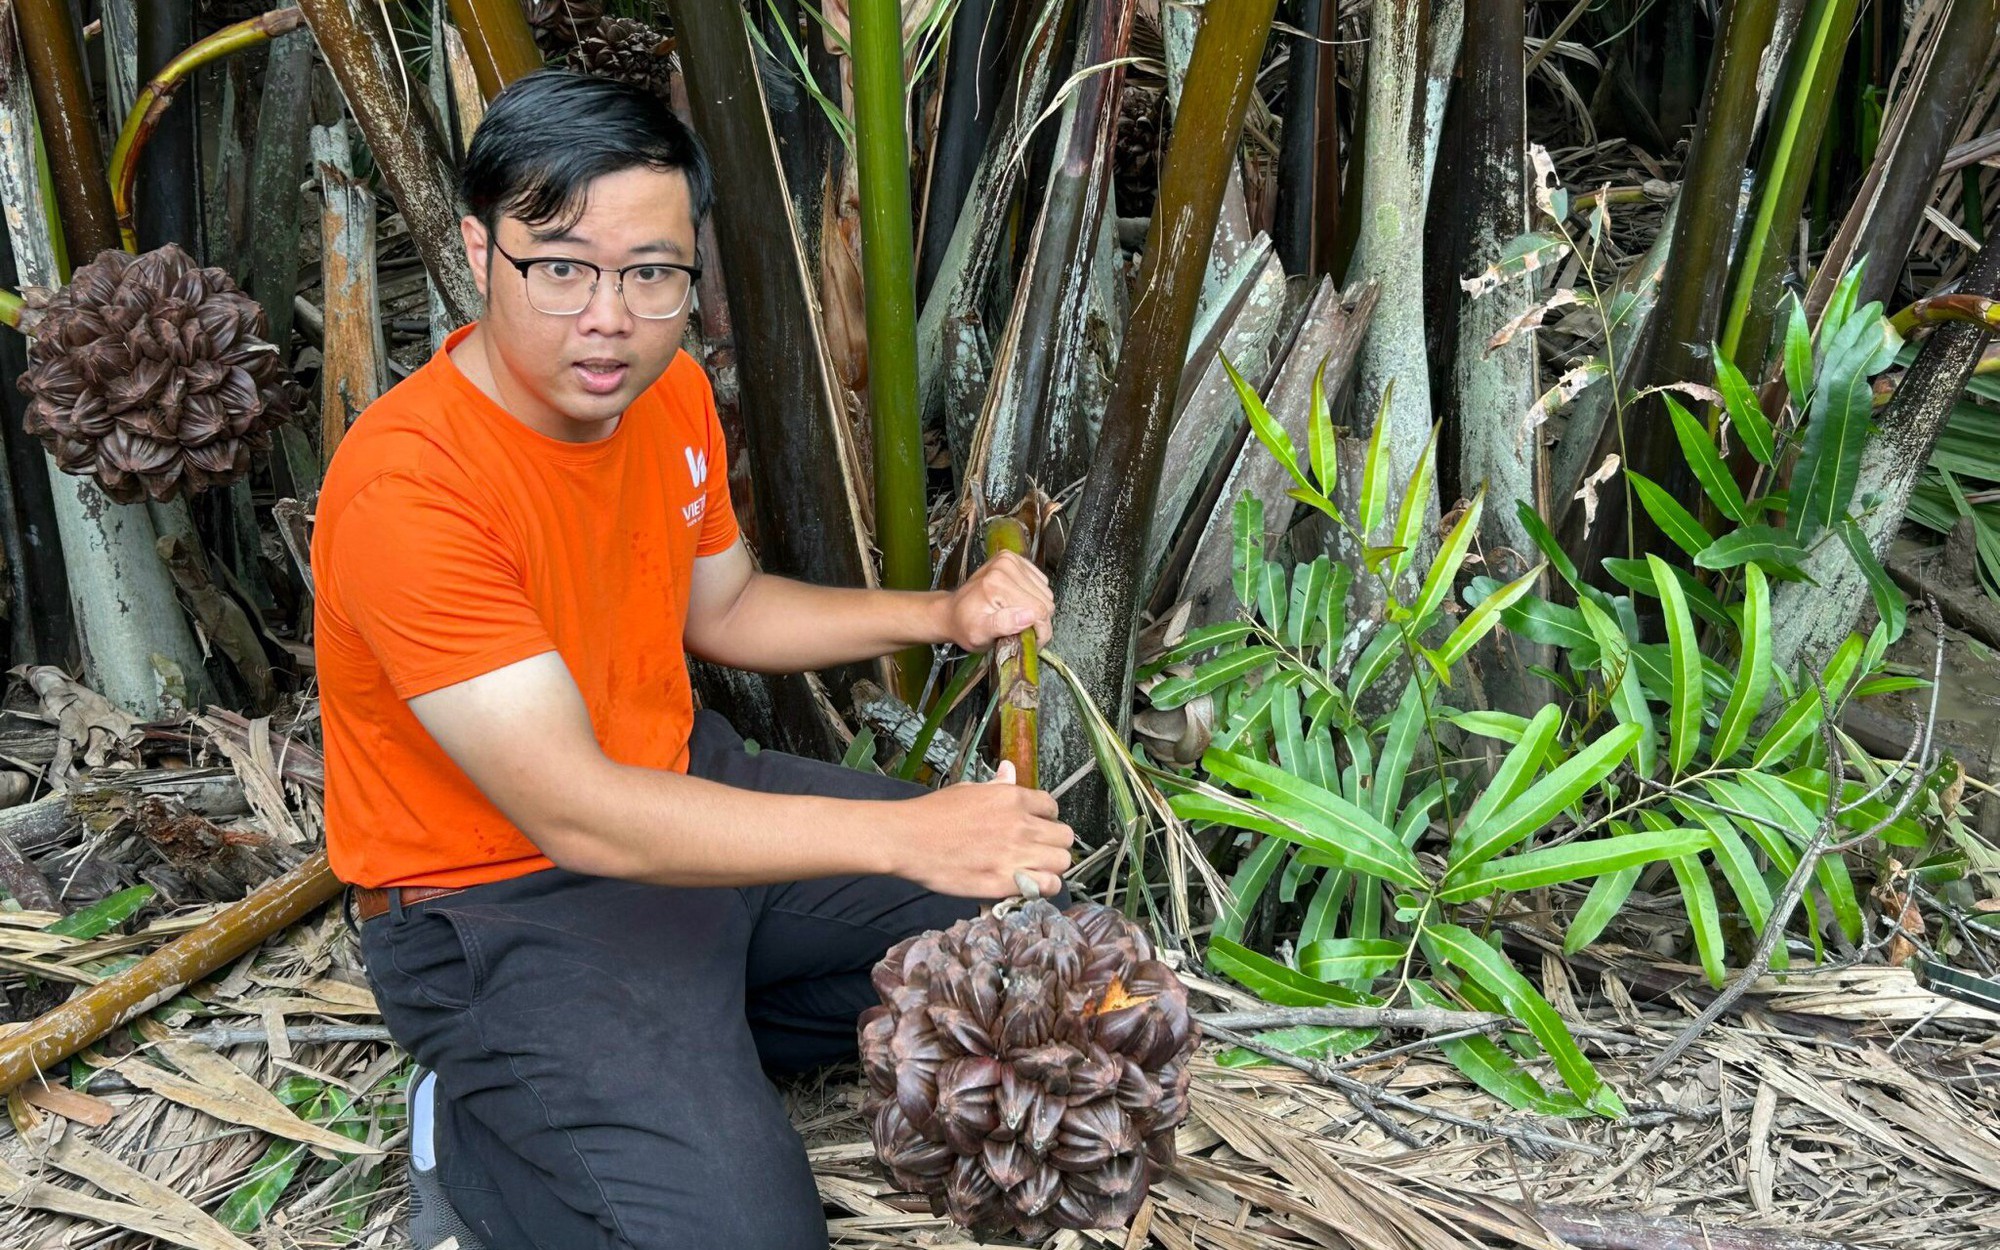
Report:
406,1067,489,1250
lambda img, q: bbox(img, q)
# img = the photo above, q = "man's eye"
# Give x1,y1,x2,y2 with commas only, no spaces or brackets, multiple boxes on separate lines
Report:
628,267,670,285
541,262,583,281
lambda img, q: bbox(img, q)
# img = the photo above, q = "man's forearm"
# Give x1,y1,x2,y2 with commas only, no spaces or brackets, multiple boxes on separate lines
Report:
687,572,947,671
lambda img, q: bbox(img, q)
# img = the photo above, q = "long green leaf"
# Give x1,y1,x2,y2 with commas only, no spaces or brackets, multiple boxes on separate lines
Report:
1450,704,1562,857
1288,557,1332,649
1784,294,1813,414
1669,852,1728,987
1734,771,1864,943
1581,597,1656,780
1233,494,1264,607
1789,365,1874,541
1358,380,1396,538
1215,1023,1377,1069
1308,359,1336,496
1138,622,1260,678
1440,827,1707,902
1206,936,1372,1005
1226,354,1306,491
1372,678,1424,823
1649,553,1702,774
1428,924,1623,1115
1450,722,1643,875
1389,425,1441,581
1300,868,1350,946
1412,488,1483,625
1436,564,1548,670
1196,749,1428,887
1711,563,1773,761
1627,470,1715,558
1670,800,1782,969
46,886,154,940
1603,557,1734,630
1713,348,1775,464
1564,865,1642,954
1299,937,1407,983
1837,519,1905,643
1409,982,1591,1116
1215,835,1287,945
1666,395,1749,524
1752,632,1862,766
1150,647,1281,709
1693,525,1810,575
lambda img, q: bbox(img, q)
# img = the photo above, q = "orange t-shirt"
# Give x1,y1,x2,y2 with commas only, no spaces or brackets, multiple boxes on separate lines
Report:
312,324,739,888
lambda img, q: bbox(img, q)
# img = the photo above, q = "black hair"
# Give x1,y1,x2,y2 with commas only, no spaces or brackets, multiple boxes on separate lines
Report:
459,70,715,238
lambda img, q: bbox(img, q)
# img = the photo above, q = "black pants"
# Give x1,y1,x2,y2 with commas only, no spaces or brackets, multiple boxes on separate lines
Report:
358,711,989,1249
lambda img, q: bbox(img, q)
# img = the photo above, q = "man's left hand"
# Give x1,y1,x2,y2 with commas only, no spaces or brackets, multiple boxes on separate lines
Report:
941,550,1055,652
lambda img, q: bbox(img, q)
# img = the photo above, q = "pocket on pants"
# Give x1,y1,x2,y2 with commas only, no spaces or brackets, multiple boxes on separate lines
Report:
383,906,487,1011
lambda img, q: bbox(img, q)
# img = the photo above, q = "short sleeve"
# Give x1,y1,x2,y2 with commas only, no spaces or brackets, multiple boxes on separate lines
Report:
325,473,556,699
695,381,740,558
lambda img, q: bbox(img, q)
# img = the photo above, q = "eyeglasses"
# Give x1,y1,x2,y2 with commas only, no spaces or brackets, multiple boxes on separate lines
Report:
491,240,702,320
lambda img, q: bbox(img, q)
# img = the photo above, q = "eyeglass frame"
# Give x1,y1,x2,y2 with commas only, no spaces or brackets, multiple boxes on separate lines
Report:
489,239,703,320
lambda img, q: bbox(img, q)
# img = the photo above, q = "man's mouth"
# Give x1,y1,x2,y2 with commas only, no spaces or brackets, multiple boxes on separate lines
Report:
573,359,630,395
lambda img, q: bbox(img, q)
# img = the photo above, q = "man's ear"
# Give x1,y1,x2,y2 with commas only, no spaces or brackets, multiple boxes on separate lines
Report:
461,216,491,300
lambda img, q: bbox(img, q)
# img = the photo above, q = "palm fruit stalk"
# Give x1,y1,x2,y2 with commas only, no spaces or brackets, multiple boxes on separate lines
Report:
13,245,294,504
860,533,1194,1237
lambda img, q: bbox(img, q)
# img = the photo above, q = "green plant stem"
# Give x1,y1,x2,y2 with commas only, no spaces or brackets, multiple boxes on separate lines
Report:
985,517,1041,787
109,7,306,251
0,288,22,330
850,0,930,702
1889,293,2000,335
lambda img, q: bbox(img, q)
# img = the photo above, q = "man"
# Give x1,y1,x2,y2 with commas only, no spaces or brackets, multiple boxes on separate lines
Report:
312,70,1070,1249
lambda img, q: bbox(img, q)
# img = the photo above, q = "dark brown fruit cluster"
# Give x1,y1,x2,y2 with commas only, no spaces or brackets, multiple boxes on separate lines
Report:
16,247,292,505
568,16,674,101
521,0,605,57
859,900,1194,1239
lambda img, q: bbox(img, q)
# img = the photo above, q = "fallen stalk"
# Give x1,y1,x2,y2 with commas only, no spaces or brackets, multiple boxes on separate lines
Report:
176,1023,393,1049
109,7,307,251
0,852,339,1096
1198,1021,1606,1156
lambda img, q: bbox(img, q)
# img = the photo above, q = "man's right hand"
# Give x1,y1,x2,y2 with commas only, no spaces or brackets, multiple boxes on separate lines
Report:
885,762,1073,900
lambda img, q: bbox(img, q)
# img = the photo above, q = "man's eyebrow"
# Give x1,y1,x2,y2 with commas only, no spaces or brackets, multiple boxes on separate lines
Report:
627,239,689,258
520,230,688,260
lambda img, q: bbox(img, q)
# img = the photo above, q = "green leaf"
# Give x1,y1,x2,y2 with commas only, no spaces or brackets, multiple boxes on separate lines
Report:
1288,557,1332,649
1257,560,1288,635
219,1141,309,1231
1852,674,1928,698
1390,425,1441,582
1514,501,1582,591
1712,563,1773,762
1413,488,1483,626
1299,937,1408,983
1666,395,1750,524
1580,597,1657,780
1450,721,1642,875
1649,553,1702,774
1669,853,1728,988
1603,557,1735,631
1714,347,1776,465
1789,366,1873,542
1450,704,1562,857
1564,865,1642,954
1693,525,1810,575
1359,381,1396,538
1448,710,1533,744
1428,924,1623,1115
1626,471,1714,559
1232,494,1264,608
1191,749,1429,888
46,886,155,940
1372,678,1425,823
1409,982,1592,1116
1837,520,1905,643
1784,294,1814,415
1215,1023,1377,1069
1437,564,1549,670
1348,620,1407,704
1226,354,1307,493
1300,869,1351,946
1137,622,1260,678
1308,359,1336,497
1733,771,1864,942
1215,835,1287,945
1670,801,1781,967
1206,936,1371,1006
1487,587,1592,650
1752,632,1862,766
1150,647,1281,710
1442,827,1706,903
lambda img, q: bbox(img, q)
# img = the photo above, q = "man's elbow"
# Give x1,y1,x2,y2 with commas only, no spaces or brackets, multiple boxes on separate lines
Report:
526,816,642,880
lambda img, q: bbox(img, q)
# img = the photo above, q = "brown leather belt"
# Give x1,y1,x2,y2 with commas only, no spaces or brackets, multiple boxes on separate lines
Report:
352,884,467,923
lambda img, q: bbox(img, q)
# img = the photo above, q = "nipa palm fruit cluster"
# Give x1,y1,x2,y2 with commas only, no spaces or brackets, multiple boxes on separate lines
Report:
14,246,292,505
521,0,604,56
521,0,675,100
860,899,1194,1238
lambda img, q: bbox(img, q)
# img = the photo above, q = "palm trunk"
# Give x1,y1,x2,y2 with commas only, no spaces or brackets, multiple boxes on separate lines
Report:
295,0,480,327
1768,204,1999,679
1425,0,1546,716
851,0,933,699
135,0,199,256
1045,0,1282,834
1343,0,1464,577
915,0,1007,305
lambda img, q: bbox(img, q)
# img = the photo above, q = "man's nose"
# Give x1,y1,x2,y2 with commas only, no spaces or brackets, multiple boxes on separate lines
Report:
573,274,634,335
